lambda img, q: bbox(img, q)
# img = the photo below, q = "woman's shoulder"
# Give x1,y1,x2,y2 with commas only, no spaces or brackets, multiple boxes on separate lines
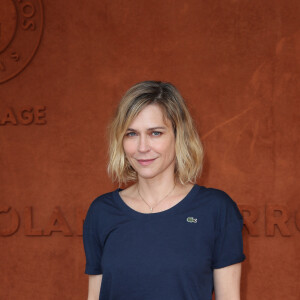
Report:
204,186,243,221
87,189,117,211
200,185,234,202
197,185,240,212
195,184,224,196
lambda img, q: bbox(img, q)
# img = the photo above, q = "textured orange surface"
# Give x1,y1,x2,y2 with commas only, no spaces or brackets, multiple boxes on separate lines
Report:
0,0,299,299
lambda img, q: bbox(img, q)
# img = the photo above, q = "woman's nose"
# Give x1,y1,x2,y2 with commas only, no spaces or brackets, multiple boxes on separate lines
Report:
138,135,150,152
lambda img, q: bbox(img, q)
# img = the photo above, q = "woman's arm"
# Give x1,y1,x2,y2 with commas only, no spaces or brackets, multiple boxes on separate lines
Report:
87,274,103,300
213,262,242,300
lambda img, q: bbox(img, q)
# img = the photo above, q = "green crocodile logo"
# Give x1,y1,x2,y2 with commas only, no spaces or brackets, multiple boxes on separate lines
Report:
186,217,197,223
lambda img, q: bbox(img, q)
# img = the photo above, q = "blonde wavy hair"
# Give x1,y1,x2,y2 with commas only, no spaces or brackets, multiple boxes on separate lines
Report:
106,81,204,187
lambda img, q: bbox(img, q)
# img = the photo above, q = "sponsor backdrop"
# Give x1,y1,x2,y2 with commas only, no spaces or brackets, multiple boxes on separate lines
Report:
0,0,299,299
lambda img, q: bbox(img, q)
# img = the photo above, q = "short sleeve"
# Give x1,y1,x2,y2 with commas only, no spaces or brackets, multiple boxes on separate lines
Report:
83,201,103,275
212,191,246,269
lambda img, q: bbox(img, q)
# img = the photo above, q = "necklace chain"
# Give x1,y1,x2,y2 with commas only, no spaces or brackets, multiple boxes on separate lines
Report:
137,183,176,213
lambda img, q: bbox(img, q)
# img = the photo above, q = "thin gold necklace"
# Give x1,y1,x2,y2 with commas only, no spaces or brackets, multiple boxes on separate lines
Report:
137,183,176,213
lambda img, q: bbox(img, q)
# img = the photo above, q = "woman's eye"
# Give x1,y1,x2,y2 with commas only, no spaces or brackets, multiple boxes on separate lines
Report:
126,132,136,137
152,131,162,136
125,131,162,137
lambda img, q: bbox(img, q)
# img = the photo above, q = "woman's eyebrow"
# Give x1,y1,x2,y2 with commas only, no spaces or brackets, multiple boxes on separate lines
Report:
126,126,167,131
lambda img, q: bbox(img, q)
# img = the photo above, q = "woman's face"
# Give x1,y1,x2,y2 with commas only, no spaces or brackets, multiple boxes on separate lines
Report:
123,104,176,181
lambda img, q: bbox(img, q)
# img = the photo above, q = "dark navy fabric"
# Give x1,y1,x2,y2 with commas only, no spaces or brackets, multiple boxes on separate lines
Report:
83,184,246,300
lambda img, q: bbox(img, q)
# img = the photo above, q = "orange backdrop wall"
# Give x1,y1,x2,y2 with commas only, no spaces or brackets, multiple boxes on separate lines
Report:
1,0,299,299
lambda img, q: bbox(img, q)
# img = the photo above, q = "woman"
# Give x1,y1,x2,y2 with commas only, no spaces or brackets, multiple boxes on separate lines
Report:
83,81,246,300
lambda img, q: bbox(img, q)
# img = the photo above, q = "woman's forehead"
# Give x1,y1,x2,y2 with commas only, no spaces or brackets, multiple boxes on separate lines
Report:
128,104,171,127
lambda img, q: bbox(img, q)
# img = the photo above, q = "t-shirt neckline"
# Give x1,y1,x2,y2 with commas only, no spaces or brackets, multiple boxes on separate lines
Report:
113,184,200,218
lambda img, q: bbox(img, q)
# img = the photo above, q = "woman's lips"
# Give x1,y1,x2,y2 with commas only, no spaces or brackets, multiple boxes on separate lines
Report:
137,158,157,166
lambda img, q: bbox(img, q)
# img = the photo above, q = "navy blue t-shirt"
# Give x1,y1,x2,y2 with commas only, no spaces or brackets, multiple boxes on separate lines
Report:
83,184,246,300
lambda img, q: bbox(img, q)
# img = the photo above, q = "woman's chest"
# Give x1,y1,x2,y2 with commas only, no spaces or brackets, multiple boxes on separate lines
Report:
100,215,215,276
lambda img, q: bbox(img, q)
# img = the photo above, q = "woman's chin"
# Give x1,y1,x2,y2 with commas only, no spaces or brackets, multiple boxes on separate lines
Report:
137,171,159,180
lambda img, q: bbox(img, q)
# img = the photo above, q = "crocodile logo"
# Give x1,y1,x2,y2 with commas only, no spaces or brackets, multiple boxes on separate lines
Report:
186,217,197,223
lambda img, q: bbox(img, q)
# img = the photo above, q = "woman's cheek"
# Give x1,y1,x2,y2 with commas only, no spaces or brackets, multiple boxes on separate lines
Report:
124,140,136,156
